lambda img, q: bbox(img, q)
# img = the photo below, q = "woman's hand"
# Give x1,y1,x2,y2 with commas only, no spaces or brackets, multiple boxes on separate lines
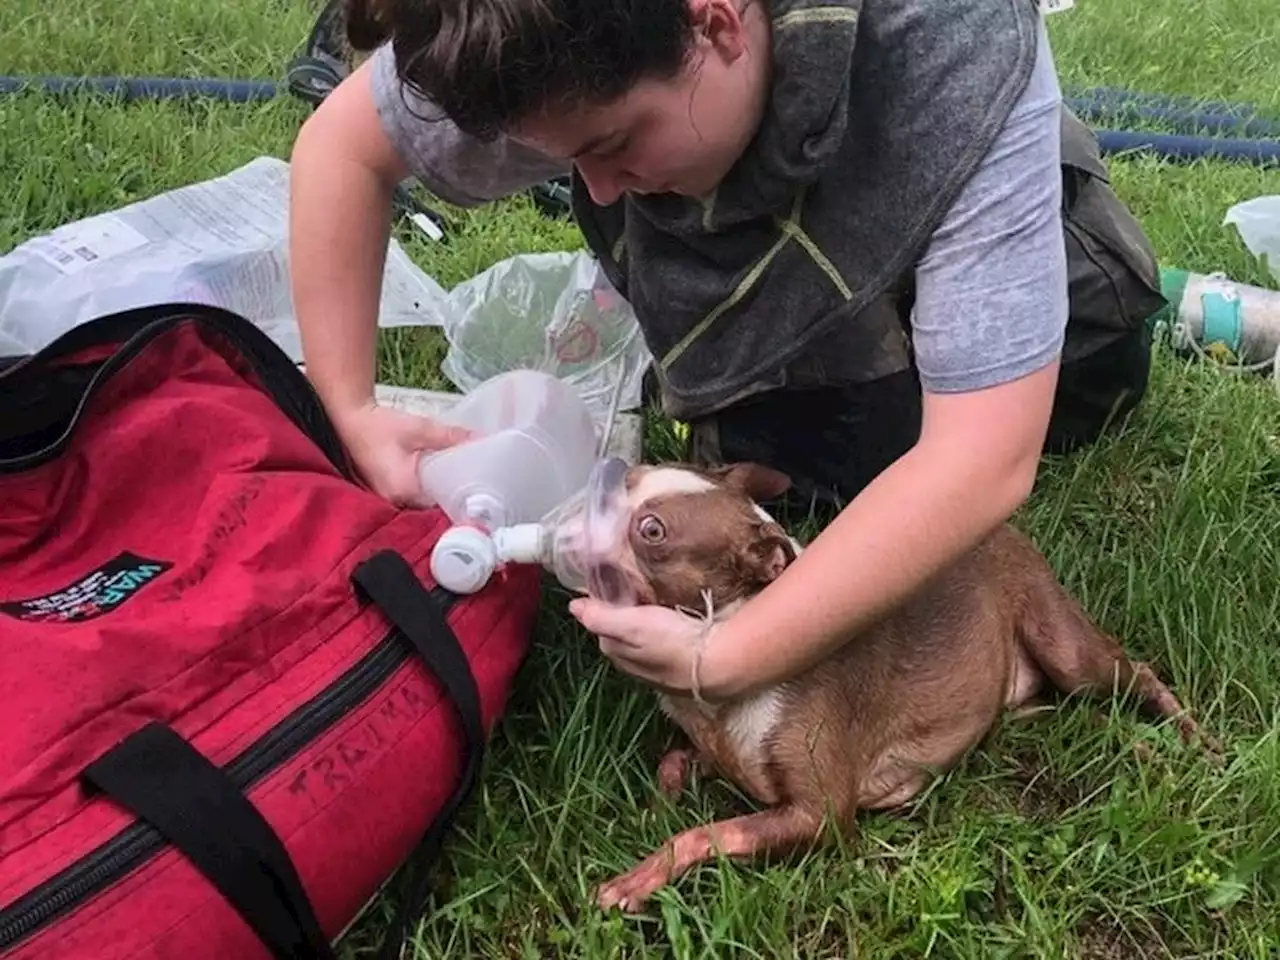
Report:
332,402,472,507
569,597,731,699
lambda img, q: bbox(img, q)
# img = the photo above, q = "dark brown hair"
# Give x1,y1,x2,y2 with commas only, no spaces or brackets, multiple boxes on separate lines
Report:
343,0,696,140
341,0,393,51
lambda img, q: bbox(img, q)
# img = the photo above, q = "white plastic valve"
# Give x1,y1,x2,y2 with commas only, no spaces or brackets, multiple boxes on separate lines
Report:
429,526,499,595
429,523,549,595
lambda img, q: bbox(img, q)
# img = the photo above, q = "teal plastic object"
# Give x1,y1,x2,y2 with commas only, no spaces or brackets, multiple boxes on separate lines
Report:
1199,286,1244,353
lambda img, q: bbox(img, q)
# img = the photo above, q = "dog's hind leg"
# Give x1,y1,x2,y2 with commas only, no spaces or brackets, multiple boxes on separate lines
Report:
1015,570,1218,754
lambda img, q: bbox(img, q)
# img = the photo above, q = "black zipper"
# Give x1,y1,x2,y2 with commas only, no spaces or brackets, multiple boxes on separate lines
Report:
0,585,458,952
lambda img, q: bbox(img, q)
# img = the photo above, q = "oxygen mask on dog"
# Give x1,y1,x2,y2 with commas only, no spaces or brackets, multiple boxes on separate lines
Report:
430,456,637,605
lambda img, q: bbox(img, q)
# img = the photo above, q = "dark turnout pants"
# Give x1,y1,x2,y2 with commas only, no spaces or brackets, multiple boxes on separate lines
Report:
687,326,1151,511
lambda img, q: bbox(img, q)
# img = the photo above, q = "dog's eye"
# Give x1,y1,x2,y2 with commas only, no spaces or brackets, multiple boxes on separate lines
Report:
636,514,666,543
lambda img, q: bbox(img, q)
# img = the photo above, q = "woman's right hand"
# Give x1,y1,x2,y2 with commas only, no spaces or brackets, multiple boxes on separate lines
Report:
332,402,473,508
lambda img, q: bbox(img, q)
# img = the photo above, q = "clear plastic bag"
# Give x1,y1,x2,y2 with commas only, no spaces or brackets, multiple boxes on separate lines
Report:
439,250,652,426
1224,195,1280,283
0,157,450,360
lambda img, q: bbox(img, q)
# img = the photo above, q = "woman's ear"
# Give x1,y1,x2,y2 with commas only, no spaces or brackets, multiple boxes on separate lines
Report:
689,0,751,60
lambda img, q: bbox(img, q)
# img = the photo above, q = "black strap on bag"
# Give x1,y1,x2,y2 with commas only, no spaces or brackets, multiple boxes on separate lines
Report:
81,722,337,960
81,549,485,960
350,550,486,960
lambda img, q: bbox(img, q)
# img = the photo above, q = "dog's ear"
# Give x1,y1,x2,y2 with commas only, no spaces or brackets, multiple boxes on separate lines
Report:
742,522,796,585
704,462,792,503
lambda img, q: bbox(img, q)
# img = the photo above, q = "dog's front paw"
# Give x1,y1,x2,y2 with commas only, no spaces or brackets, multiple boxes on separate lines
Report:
596,863,669,913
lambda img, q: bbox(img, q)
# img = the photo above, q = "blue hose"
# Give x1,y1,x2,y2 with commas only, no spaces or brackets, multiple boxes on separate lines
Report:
0,75,278,103
1068,85,1275,123
2,73,1279,168
1068,91,1280,141
1095,130,1280,167
1070,83,1280,166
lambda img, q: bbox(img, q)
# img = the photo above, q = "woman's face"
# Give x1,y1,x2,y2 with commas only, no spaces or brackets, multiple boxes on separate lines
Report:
509,0,772,205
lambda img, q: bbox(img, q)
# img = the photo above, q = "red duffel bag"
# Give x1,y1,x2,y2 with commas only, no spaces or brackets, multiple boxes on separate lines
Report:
0,303,543,959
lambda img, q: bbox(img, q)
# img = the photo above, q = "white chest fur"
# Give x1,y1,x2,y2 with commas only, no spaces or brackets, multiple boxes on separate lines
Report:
658,686,785,777
722,688,785,764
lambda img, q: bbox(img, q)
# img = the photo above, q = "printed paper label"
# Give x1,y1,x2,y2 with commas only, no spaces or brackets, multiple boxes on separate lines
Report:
27,216,150,276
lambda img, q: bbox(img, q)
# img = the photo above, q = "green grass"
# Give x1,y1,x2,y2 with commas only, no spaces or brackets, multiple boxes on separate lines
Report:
4,1,1280,956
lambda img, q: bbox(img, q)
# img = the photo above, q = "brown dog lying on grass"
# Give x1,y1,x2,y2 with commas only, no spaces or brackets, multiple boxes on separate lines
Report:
579,460,1217,912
